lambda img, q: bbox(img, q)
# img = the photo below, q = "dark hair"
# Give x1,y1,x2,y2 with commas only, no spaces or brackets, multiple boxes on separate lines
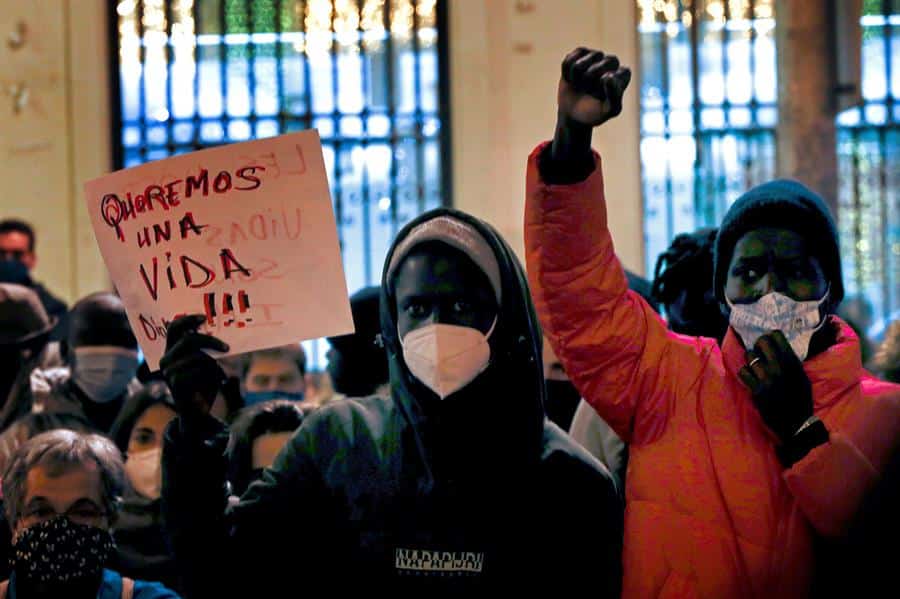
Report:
651,228,718,307
0,219,35,252
241,345,307,378
109,381,176,454
16,411,93,439
226,400,308,496
652,227,728,340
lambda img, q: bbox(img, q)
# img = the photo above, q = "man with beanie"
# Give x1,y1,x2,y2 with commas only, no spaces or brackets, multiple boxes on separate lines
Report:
324,286,390,400
524,47,900,598
157,209,623,596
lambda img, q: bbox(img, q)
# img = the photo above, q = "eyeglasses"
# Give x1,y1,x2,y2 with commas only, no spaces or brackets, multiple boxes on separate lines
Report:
21,504,108,528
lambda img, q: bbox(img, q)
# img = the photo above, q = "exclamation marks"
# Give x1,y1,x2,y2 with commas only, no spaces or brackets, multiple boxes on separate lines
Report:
202,290,252,328
236,290,251,329
203,292,217,327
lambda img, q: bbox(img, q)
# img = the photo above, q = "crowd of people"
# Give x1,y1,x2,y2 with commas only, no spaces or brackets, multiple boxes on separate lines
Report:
0,47,898,597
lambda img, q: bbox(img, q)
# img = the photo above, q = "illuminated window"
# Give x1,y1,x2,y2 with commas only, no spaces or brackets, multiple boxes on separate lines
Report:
113,0,448,365
837,2,899,334
637,0,777,276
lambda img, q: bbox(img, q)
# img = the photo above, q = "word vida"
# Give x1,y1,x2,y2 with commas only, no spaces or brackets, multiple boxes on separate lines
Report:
101,165,265,241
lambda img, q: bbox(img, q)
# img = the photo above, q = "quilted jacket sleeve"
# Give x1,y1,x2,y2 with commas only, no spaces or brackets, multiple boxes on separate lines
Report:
524,142,684,444
784,382,900,537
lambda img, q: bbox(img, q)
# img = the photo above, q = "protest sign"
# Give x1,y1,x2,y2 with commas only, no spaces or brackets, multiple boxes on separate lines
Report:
84,130,354,370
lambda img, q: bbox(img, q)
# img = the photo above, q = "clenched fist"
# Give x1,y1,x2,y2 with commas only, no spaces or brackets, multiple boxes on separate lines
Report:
557,47,631,127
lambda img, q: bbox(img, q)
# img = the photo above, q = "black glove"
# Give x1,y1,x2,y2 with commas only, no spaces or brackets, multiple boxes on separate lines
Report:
738,330,815,444
160,314,230,426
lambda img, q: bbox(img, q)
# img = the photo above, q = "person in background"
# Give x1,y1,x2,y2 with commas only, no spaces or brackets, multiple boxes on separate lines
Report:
109,382,179,593
0,285,56,415
524,47,900,598
159,208,623,596
0,293,141,471
324,286,390,401
225,400,308,498
240,345,310,407
0,411,93,582
0,220,68,341
0,429,179,598
872,320,900,384
651,227,729,341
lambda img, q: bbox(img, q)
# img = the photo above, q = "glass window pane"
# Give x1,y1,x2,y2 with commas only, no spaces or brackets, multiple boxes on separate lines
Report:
112,0,448,370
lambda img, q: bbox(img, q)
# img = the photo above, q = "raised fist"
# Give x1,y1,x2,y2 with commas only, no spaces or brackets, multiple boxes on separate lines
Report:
558,48,631,127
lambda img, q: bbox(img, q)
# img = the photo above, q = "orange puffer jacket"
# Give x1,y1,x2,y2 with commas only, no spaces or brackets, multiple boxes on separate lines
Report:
524,143,900,599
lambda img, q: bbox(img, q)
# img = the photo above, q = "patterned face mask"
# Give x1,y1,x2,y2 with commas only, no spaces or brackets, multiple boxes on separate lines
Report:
11,516,114,585
727,289,829,361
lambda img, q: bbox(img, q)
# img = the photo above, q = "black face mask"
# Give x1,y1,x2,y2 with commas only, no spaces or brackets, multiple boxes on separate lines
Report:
11,517,113,588
0,259,30,286
544,379,582,431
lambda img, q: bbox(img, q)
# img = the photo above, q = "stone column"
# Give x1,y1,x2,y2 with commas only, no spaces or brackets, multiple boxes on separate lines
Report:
775,0,838,215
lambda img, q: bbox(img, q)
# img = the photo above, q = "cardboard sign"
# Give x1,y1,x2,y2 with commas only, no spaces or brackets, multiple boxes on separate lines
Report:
84,130,354,370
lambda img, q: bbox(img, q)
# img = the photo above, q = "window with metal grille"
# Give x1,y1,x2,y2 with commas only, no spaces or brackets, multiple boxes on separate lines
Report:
637,0,777,278
837,1,899,336
638,0,899,336
112,0,449,366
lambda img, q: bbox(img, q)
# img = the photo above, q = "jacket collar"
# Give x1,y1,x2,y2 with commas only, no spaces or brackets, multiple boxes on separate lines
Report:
722,316,862,409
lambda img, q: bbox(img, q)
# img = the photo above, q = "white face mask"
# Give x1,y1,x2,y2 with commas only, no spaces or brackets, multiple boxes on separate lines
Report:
727,290,829,361
400,318,497,400
124,447,162,500
72,346,139,403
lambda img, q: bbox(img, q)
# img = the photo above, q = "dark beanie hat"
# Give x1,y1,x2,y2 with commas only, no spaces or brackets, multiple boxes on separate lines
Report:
713,179,844,306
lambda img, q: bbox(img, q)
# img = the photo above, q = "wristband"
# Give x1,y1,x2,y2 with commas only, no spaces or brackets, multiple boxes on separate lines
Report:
778,419,829,468
793,415,821,437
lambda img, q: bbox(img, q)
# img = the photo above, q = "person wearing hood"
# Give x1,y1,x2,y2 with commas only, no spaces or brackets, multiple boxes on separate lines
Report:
0,220,68,341
158,209,623,596
524,47,900,598
0,292,141,473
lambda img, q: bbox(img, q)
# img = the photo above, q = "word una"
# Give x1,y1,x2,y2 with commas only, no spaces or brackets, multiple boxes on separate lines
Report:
136,212,206,248
203,290,251,328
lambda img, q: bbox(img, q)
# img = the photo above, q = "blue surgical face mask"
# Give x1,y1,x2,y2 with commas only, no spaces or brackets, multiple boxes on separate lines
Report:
72,346,139,403
243,390,305,406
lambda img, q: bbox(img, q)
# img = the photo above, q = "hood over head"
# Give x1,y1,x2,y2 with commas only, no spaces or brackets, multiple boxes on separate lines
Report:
380,208,546,472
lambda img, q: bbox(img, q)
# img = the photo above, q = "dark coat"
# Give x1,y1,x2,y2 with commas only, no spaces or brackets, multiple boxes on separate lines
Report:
162,209,623,596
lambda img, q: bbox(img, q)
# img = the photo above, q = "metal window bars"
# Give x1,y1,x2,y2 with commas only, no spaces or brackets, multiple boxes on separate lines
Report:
111,0,450,367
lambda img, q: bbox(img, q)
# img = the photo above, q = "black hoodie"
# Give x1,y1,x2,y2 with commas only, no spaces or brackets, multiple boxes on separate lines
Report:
162,208,623,596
